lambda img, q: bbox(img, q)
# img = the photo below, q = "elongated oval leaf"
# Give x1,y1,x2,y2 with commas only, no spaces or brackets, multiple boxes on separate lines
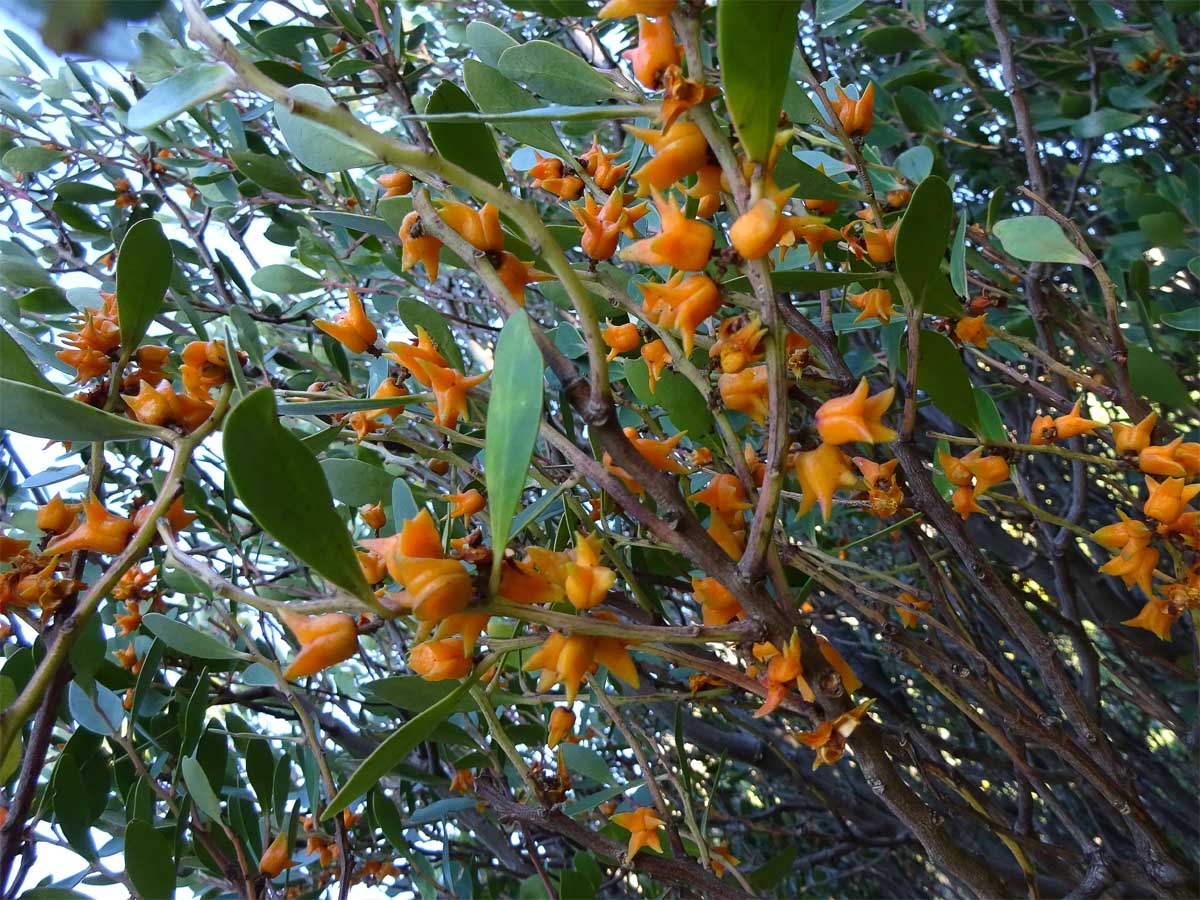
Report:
222,387,373,602
498,41,629,105
275,84,376,172
0,378,164,442
486,311,543,551
127,63,236,131
950,209,968,299
181,755,224,822
896,175,952,303
125,820,177,900
117,218,174,353
0,326,56,390
251,264,323,294
993,216,1090,266
425,81,506,187
717,0,801,162
903,329,979,430
321,458,394,507
324,670,480,818
142,613,246,661
463,59,570,158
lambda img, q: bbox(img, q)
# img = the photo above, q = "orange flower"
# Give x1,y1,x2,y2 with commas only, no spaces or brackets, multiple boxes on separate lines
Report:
564,531,617,610
449,768,475,794
691,576,743,626
279,611,359,679
1143,476,1200,525
574,194,625,261
955,315,990,349
832,82,875,137
417,360,490,428
862,220,899,264
623,15,679,89
1122,597,1178,641
815,378,897,445
259,831,299,877
547,706,576,748
622,190,714,273
624,427,689,474
707,513,745,559
896,591,931,629
847,288,894,325
432,611,490,655
729,186,797,261
387,326,449,386
817,634,862,695
603,322,641,361
1138,438,1186,478
133,496,196,537
961,449,1009,497
1028,414,1056,445
500,559,566,606
795,699,876,769
709,315,766,374
399,211,442,282
1099,545,1158,598
1174,442,1200,477
494,252,553,306
410,637,473,681
377,170,413,197
123,380,211,432
793,443,857,520
780,216,842,259
1056,399,1100,440
180,340,238,399
803,166,841,216
113,564,156,602
690,473,751,524
56,345,110,383
710,843,740,877
115,644,143,673
1092,510,1152,557
523,628,638,701
358,550,387,585
626,121,708,194
719,366,769,423
597,0,675,18
43,495,133,556
641,339,672,391
315,290,378,354
37,494,80,533
360,503,386,530
952,485,985,520
610,806,665,858
659,64,720,129
603,450,644,496
578,137,630,191
442,489,485,521
639,272,720,355
437,200,504,253
938,449,973,487
528,152,563,182
754,630,813,718
853,456,903,518
686,164,724,218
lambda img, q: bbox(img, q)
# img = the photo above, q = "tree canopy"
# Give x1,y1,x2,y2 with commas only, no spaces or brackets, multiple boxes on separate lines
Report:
0,0,1197,898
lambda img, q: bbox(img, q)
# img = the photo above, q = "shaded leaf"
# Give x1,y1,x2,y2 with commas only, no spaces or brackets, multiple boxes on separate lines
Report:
125,820,177,900
117,218,174,353
426,81,506,187
251,264,323,294
498,41,629,105
182,755,224,822
463,59,570,158
142,613,246,661
0,378,164,443
896,175,952,302
127,63,236,131
275,84,375,172
321,458,395,507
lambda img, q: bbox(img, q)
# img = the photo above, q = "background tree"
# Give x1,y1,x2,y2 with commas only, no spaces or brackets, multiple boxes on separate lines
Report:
0,0,1196,898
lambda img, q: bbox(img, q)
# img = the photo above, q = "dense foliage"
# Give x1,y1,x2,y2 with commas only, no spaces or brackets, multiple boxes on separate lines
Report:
0,0,1197,897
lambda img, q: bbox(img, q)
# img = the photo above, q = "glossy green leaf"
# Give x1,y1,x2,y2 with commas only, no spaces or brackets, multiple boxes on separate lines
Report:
0,326,56,390
223,387,374,603
950,209,968,298
324,669,481,818
815,0,866,23
993,216,1090,266
717,0,802,162
275,84,376,172
1161,307,1200,331
117,218,174,353
1127,345,1191,408
251,264,323,294
0,378,164,443
896,175,952,302
907,329,979,430
467,21,519,68
321,458,395,507
974,388,1006,442
774,153,864,200
560,743,614,785
463,59,570,158
142,613,246,661
125,820,177,900
2,146,64,173
498,41,630,105
426,81,506,187
895,86,942,133
127,63,236,131
623,358,714,439
486,311,543,551
230,150,306,196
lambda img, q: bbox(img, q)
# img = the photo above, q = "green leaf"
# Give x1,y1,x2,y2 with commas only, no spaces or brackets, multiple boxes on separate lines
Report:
392,478,418,522
127,63,236,131
486,311,543,551
467,21,519,68
223,387,374,603
623,358,714,439
425,81,506,187
0,326,56,390
906,329,979,430
142,613,246,661
463,59,570,158
1138,211,1189,249
53,756,95,858
1072,108,1142,139
0,378,164,443
560,744,614,785
721,269,887,294
395,297,465,371
862,25,926,54
251,264,323,294
365,675,476,712
774,153,864,200
717,0,801,163
815,0,866,23
992,216,1090,266
896,175,952,302
321,458,395,507
498,41,630,105
230,150,306,196
125,820,177,900
0,678,19,782
1127,345,1191,408
181,755,224,822
275,84,376,172
747,844,799,890
2,146,64,173
950,209,968,299
409,797,479,825
311,211,396,239
974,388,1006,442
117,218,173,354
895,86,942,133
324,669,481,818
894,145,933,184
1161,307,1200,331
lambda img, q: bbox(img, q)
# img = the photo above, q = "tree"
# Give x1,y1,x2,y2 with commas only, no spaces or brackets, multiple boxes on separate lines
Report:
0,0,1196,896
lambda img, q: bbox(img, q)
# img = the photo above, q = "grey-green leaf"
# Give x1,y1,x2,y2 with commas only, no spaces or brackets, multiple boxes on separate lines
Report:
125,820,177,900
896,175,952,302
425,81,506,187
142,613,247,661
275,84,376,172
993,216,1090,266
463,59,570,158
117,218,174,353
0,378,164,443
181,755,224,822
127,63,236,131
498,41,630,105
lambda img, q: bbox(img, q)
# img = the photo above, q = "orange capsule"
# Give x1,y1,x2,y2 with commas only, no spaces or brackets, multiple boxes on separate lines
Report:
639,272,720,355
603,322,641,361
279,612,360,680
547,706,576,748
1122,597,1178,641
399,211,442,282
621,189,714,273
360,503,386,530
1143,476,1200,525
259,831,299,877
793,443,857,520
43,495,134,557
1138,438,1187,478
847,288,894,325
37,494,80,534
626,121,709,194
719,366,769,424
955,315,990,349
494,252,553,306
641,339,672,392
729,188,797,261
623,427,689,474
437,200,504,254
623,15,680,89
410,637,473,681
691,576,743,626
1113,411,1158,454
815,378,897,445
442,489,485,521
377,170,413,197
314,290,378,355
831,82,875,138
